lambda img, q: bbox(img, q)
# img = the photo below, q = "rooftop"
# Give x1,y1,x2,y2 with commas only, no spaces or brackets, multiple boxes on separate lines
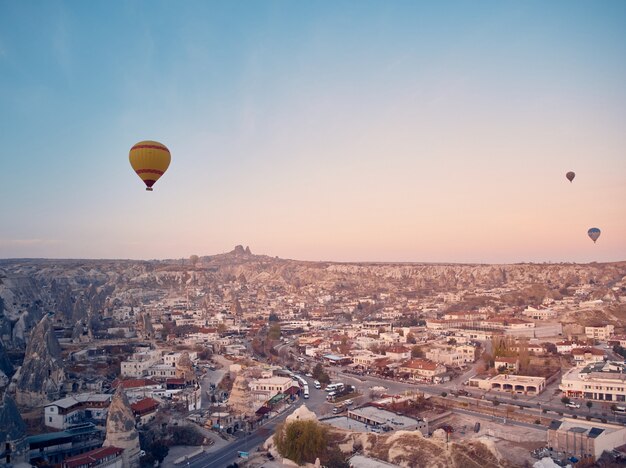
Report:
46,394,111,409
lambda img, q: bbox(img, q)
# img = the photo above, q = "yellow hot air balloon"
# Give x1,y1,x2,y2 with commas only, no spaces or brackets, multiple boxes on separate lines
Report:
129,140,171,191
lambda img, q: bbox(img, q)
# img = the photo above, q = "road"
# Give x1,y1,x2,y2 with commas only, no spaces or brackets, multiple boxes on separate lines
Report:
200,356,229,408
184,402,304,468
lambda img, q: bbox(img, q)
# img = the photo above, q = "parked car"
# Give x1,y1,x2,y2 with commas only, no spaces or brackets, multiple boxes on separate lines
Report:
566,402,580,409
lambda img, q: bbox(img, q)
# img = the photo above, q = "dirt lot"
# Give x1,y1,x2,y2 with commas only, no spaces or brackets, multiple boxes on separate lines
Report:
434,412,546,467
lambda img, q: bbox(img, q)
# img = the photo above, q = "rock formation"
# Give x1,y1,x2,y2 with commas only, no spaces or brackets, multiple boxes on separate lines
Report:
0,339,13,387
0,392,28,464
14,315,66,407
103,386,141,468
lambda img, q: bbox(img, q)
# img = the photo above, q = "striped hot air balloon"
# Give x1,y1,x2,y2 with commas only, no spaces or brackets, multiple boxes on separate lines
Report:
129,141,171,191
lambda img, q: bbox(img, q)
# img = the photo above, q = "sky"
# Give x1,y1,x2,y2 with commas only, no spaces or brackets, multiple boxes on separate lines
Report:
0,0,625,263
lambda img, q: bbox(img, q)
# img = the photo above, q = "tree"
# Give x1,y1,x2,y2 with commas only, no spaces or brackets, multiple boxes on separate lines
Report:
274,420,328,465
411,346,424,358
312,363,330,385
189,255,199,268
586,401,593,412
561,396,571,405
268,313,280,322
406,332,417,344
268,323,281,340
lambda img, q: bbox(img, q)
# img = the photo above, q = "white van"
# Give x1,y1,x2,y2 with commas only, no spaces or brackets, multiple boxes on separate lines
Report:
314,380,321,389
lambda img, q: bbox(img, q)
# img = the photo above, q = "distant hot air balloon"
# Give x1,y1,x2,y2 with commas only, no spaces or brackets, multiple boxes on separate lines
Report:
129,141,171,191
566,171,575,183
588,227,601,243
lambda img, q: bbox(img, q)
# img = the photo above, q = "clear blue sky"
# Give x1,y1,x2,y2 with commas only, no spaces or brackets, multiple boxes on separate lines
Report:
1,0,625,262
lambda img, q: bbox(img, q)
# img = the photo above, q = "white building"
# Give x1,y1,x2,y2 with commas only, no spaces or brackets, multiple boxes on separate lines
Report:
560,361,626,402
120,350,161,377
44,394,112,429
249,377,293,395
522,306,557,320
571,348,605,367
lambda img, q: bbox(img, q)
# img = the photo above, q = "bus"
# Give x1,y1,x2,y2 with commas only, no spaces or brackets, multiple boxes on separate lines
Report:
326,383,344,393
303,384,310,398
614,406,626,413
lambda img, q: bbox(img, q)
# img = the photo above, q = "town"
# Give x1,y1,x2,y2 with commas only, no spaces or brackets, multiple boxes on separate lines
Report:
1,248,625,467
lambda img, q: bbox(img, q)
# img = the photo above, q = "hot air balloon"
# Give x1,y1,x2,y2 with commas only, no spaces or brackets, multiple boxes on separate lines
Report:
566,171,575,183
588,227,601,243
129,141,171,191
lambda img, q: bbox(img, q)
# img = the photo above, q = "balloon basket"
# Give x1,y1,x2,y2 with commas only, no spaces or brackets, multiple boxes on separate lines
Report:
146,187,153,191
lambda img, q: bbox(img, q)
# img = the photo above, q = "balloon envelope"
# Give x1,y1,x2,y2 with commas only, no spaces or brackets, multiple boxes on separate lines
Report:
566,171,575,182
588,228,601,243
129,141,171,191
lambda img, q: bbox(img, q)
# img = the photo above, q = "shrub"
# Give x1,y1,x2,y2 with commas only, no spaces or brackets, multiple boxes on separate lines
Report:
534,419,541,425
441,392,447,397
274,420,328,466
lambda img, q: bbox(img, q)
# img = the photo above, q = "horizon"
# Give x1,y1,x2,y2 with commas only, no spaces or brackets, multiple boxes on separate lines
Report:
1,1,625,263
1,244,624,266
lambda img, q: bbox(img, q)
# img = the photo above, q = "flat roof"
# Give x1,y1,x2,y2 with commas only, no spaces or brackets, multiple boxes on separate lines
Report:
348,406,420,428
489,374,545,384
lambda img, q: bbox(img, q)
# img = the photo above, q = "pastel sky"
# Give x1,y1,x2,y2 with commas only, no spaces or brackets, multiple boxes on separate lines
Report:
1,1,625,263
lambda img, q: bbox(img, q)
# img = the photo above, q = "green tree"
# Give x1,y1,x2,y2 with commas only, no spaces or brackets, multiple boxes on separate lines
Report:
406,332,417,344
586,401,593,412
561,396,571,405
312,363,330,385
268,313,280,322
411,345,424,358
268,323,281,340
274,420,328,465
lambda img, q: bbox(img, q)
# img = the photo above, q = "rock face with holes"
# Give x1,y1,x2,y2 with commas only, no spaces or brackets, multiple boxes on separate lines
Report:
13,315,66,407
103,386,141,468
0,392,28,464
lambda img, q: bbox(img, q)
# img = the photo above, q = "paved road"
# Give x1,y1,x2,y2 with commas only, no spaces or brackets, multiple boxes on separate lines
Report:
183,402,303,468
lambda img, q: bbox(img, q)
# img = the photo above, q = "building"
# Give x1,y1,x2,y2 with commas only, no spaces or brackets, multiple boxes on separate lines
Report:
28,423,104,466
44,394,112,430
522,307,556,320
560,361,626,401
322,354,352,366
398,359,446,382
248,377,293,395
556,341,583,354
62,445,124,468
385,346,411,361
547,418,626,462
469,374,546,395
347,406,428,435
120,350,161,377
131,398,160,426
494,357,519,372
425,348,466,367
586,325,614,341
571,348,605,367
163,351,198,367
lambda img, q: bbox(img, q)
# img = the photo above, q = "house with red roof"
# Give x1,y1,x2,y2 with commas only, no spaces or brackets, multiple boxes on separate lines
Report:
131,397,160,426
62,446,124,468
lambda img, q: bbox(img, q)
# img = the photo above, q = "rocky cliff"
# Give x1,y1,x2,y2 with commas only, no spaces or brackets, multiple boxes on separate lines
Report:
103,386,141,468
13,315,66,407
